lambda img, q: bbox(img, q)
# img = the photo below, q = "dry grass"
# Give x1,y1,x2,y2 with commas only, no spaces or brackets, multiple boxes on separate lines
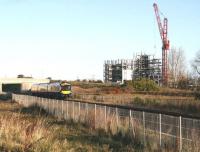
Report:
0,100,141,152
0,102,71,152
73,92,200,116
1,94,198,152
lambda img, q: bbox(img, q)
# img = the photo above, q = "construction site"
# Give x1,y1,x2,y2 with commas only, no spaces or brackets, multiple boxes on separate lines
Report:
103,3,169,86
103,59,134,84
133,54,162,84
104,54,162,85
0,1,199,152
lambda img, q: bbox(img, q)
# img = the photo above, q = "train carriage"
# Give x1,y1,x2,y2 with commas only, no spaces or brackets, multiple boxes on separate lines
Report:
31,81,71,99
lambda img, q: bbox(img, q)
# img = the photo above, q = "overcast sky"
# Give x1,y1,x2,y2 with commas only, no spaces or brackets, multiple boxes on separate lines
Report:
0,0,199,80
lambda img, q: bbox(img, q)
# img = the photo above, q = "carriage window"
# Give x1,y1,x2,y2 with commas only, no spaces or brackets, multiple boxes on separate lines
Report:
61,85,71,90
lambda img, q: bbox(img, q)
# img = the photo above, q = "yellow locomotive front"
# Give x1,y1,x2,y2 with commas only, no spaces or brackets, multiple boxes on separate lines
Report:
60,82,72,98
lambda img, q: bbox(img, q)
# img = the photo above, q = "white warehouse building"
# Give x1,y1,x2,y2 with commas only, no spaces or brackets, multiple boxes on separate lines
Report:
0,77,50,93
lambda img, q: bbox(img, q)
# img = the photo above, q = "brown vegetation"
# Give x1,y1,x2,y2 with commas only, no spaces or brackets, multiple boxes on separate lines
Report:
0,100,141,152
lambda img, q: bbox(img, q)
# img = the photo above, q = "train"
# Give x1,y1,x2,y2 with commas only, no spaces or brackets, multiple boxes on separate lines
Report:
30,81,72,99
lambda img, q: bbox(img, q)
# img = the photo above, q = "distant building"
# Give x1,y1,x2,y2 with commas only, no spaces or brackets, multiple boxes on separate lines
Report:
132,54,162,85
104,59,134,84
0,77,50,93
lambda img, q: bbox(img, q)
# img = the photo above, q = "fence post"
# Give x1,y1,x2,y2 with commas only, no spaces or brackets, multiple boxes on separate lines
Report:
104,106,107,130
179,116,182,152
79,102,80,120
27,95,29,106
53,100,55,115
27,96,29,106
25,95,27,107
143,111,146,145
23,95,25,106
95,104,96,129
159,113,162,147
47,98,49,113
116,107,118,130
86,103,88,123
67,101,68,119
73,101,74,121
86,103,88,116
129,110,132,132
42,98,43,108
38,97,40,110
41,97,43,108
57,100,59,117
62,100,63,115
23,95,24,105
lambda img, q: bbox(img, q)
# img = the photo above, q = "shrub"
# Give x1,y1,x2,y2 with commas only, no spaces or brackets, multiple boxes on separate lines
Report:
133,97,144,105
194,91,200,99
132,79,159,91
177,77,189,89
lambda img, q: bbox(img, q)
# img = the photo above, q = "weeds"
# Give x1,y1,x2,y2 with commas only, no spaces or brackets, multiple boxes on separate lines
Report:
0,101,143,152
130,96,200,116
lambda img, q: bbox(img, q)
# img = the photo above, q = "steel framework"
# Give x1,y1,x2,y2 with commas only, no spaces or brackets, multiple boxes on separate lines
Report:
133,54,162,85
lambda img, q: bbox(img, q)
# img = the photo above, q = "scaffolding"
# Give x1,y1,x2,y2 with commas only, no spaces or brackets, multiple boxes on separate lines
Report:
133,54,162,85
104,59,134,84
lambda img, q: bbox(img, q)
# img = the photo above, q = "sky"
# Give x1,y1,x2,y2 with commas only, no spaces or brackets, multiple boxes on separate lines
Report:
0,0,199,80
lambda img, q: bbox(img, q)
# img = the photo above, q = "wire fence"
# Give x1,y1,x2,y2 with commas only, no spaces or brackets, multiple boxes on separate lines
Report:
12,94,200,151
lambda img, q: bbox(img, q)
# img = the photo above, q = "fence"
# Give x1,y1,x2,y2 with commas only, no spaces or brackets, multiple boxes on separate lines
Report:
12,94,200,151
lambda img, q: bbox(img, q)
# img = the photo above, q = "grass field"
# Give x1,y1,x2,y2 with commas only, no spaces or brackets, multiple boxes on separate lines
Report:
72,85,200,117
1,92,199,151
0,100,146,152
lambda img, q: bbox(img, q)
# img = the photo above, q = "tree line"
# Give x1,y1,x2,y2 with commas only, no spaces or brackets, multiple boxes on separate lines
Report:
168,47,200,89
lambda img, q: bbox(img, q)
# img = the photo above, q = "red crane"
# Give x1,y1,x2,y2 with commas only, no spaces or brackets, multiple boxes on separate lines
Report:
153,3,170,86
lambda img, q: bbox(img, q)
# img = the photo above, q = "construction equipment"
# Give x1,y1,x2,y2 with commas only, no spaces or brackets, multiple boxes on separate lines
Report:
153,3,170,86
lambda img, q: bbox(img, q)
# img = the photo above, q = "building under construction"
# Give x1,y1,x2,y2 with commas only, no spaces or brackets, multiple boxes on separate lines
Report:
133,54,162,85
104,59,134,84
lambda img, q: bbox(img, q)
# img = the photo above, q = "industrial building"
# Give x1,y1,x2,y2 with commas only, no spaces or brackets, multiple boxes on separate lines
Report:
132,54,162,85
104,59,134,84
0,77,50,93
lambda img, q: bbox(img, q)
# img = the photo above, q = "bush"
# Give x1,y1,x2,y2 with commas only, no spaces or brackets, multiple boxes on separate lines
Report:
0,93,12,100
132,79,159,91
123,80,133,86
194,91,200,99
133,97,144,104
177,77,189,89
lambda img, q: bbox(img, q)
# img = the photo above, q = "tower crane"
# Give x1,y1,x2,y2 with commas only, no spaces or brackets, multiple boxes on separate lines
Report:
153,3,170,85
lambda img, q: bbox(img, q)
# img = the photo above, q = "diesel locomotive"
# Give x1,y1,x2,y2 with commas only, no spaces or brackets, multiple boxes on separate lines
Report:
30,81,72,99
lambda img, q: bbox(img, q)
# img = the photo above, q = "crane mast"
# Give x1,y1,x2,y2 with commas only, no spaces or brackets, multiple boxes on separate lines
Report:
153,3,169,86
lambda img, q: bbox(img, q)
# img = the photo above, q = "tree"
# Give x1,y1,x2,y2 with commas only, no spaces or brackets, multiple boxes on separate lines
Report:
168,47,186,87
17,74,24,78
190,50,200,90
191,50,200,75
